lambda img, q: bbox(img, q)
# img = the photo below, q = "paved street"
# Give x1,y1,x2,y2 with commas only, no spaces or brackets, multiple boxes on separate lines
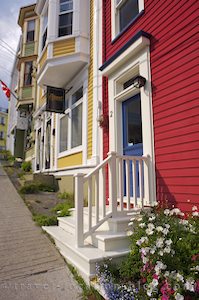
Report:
0,163,82,300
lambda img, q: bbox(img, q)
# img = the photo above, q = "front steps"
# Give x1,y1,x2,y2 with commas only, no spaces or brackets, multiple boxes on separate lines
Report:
43,208,142,283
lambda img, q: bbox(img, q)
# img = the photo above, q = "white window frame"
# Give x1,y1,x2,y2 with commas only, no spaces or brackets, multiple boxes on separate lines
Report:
58,86,83,157
39,2,48,54
58,0,73,37
112,0,144,40
26,19,35,43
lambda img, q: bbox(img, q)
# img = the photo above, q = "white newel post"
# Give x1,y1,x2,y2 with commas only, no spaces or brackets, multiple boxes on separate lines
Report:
108,152,117,217
74,173,84,247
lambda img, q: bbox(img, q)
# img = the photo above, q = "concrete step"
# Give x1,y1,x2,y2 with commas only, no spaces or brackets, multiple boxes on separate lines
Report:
43,226,129,283
88,230,131,251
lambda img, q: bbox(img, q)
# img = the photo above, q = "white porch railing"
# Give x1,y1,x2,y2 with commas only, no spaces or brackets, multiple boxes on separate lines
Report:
74,152,151,247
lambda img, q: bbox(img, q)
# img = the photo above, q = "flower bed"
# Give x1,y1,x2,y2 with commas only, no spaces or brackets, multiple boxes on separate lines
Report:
97,206,199,300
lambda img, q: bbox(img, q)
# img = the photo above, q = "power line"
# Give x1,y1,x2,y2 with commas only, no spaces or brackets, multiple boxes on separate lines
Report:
0,43,16,58
0,38,16,55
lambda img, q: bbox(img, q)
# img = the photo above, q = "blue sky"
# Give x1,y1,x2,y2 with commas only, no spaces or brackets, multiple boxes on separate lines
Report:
0,0,35,109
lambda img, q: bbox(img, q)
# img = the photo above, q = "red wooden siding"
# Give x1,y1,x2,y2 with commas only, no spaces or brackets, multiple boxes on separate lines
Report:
102,0,199,211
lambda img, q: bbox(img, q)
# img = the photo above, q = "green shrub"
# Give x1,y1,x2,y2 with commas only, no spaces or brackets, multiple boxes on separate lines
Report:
58,191,74,201
33,215,58,226
20,182,56,194
1,150,15,162
51,201,73,217
21,161,32,172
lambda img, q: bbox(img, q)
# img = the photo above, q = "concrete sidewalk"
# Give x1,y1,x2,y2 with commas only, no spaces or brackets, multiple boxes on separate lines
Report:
0,164,82,300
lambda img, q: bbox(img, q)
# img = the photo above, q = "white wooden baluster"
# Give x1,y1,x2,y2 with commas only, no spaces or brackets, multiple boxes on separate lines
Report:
133,159,137,208
139,160,144,208
95,171,99,224
119,157,124,211
126,159,130,210
108,152,117,217
74,173,84,247
102,166,106,218
88,177,92,230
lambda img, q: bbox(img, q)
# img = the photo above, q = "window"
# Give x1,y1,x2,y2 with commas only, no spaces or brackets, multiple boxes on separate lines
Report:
27,20,35,42
114,0,143,37
59,86,83,153
24,61,33,86
0,117,5,125
0,131,4,140
42,10,48,50
58,0,73,37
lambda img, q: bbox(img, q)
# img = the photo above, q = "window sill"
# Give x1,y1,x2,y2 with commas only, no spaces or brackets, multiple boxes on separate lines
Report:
58,146,83,159
111,10,144,45
51,34,75,44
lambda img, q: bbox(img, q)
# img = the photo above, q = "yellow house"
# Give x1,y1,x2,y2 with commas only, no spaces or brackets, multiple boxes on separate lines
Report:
17,4,40,164
34,0,103,192
0,108,8,153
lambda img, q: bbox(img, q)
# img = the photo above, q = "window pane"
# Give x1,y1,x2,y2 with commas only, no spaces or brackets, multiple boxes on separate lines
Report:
71,104,82,148
24,62,33,86
60,115,68,152
72,87,83,105
126,96,142,146
27,20,35,31
119,0,139,31
59,12,72,36
42,28,47,50
60,2,73,12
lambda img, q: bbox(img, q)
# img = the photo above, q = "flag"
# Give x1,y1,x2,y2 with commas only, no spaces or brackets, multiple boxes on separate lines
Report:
0,80,11,99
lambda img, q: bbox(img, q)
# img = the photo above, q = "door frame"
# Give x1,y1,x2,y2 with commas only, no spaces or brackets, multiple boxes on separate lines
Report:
107,46,156,205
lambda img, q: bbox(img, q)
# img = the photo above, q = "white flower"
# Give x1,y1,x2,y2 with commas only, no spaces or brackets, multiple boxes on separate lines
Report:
128,221,133,226
163,228,169,235
148,223,155,230
164,271,170,277
192,205,198,211
127,230,133,236
175,293,184,300
139,223,145,228
147,288,153,297
156,238,164,248
176,273,184,282
179,219,188,225
192,211,199,217
165,239,172,246
150,247,156,254
184,278,195,292
164,209,170,216
142,256,149,264
165,224,170,229
141,247,150,255
170,208,181,215
149,214,156,221
151,278,158,287
164,247,171,254
159,250,164,256
136,236,148,246
146,228,154,235
155,261,167,274
156,226,163,232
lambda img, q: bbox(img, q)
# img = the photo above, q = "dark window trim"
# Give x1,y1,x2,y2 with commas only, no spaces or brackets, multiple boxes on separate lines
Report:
112,10,144,45
99,30,151,72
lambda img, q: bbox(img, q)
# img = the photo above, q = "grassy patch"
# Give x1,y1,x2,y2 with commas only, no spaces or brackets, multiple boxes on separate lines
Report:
58,191,74,201
51,201,73,217
66,263,103,300
20,182,56,194
33,214,58,226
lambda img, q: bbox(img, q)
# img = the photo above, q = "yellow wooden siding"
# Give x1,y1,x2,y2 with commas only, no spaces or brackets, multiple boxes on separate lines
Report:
25,147,34,160
39,49,47,69
57,152,82,169
39,88,46,107
87,0,94,159
53,38,75,57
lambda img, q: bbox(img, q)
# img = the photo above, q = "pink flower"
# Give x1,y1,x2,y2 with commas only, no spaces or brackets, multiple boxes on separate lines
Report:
153,274,159,280
161,295,169,300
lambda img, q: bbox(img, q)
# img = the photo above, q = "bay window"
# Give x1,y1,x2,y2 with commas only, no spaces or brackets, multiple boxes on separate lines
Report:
58,0,73,37
59,86,83,153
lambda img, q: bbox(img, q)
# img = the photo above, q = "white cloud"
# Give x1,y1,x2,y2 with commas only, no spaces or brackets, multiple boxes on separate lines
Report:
0,0,35,108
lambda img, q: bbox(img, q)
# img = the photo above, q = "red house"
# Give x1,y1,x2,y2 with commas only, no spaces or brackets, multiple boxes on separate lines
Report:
100,0,199,212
